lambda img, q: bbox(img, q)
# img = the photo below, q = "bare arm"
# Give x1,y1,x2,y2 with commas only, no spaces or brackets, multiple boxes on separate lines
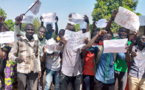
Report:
55,16,58,35
105,10,118,36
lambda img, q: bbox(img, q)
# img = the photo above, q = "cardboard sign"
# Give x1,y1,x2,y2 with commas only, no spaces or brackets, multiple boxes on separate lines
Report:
139,16,145,26
103,39,128,53
115,7,140,32
22,15,34,24
0,31,15,44
29,1,41,15
42,13,56,23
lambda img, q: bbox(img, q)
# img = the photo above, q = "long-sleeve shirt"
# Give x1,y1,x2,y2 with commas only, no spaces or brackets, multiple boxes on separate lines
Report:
9,35,41,74
129,46,145,79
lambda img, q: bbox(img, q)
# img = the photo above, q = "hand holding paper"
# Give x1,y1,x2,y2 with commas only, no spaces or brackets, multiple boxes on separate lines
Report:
103,39,128,53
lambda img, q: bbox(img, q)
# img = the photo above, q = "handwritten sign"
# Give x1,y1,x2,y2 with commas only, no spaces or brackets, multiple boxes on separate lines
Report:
29,1,41,15
103,39,128,53
114,7,140,32
96,19,107,28
139,16,145,26
22,15,34,24
0,31,15,44
64,30,89,50
68,13,84,25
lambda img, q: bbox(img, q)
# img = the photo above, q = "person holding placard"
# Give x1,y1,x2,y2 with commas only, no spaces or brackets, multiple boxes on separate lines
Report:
83,30,130,90
40,15,58,40
9,15,41,90
59,14,90,90
41,32,65,90
105,10,131,90
126,35,145,90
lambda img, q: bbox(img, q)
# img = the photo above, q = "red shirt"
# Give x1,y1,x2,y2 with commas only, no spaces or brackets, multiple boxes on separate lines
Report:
83,41,103,76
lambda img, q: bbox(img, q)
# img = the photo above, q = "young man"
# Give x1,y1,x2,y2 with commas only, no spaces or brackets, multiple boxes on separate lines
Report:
60,14,89,90
40,16,58,40
84,30,129,90
9,15,41,90
126,35,145,90
105,10,131,90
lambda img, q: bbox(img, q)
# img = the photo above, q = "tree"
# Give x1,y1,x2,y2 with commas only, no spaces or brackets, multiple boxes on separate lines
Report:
0,8,7,18
4,19,14,31
21,18,41,33
92,0,139,33
33,18,41,33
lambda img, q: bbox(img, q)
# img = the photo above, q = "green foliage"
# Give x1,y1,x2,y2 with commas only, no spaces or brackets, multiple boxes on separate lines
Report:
0,8,7,18
92,0,139,33
4,19,15,31
21,18,41,33
33,18,41,33
74,24,80,31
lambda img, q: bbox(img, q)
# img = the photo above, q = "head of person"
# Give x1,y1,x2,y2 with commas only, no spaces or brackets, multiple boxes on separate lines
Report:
59,29,65,38
37,26,46,39
24,24,35,39
136,35,145,47
102,33,112,41
46,24,53,31
91,29,100,43
67,23,76,32
118,27,128,39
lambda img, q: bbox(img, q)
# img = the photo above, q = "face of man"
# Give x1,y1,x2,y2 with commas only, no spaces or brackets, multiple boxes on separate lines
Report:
102,33,112,41
59,30,65,38
25,25,34,38
118,28,127,39
38,27,46,39
46,24,53,31
138,35,145,46
68,24,76,32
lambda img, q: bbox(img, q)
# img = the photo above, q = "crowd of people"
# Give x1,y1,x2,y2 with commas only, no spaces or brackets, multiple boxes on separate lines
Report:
0,10,145,90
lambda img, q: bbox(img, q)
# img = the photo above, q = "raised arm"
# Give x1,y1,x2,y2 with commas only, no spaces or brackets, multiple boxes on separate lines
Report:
14,14,25,36
105,10,118,36
55,16,59,35
84,30,107,49
84,15,89,32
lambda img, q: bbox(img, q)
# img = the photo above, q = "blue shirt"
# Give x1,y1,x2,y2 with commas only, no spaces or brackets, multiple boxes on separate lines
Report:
87,45,125,84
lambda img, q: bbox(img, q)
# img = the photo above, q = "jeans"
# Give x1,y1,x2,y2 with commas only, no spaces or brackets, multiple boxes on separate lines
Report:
115,71,127,90
17,71,38,90
83,75,94,90
45,68,60,90
94,78,115,90
60,73,82,90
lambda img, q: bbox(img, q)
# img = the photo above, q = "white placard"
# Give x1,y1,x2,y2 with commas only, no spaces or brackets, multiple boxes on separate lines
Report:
114,7,140,32
0,31,15,44
139,16,145,26
96,19,107,28
29,1,41,15
68,13,84,25
42,13,56,23
103,39,128,53
64,30,89,50
46,38,56,54
22,15,34,24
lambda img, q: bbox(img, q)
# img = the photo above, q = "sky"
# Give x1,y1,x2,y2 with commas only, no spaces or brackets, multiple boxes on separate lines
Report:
0,0,145,30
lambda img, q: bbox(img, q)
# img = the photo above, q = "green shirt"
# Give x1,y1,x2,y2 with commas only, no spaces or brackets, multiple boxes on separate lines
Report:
114,41,131,72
